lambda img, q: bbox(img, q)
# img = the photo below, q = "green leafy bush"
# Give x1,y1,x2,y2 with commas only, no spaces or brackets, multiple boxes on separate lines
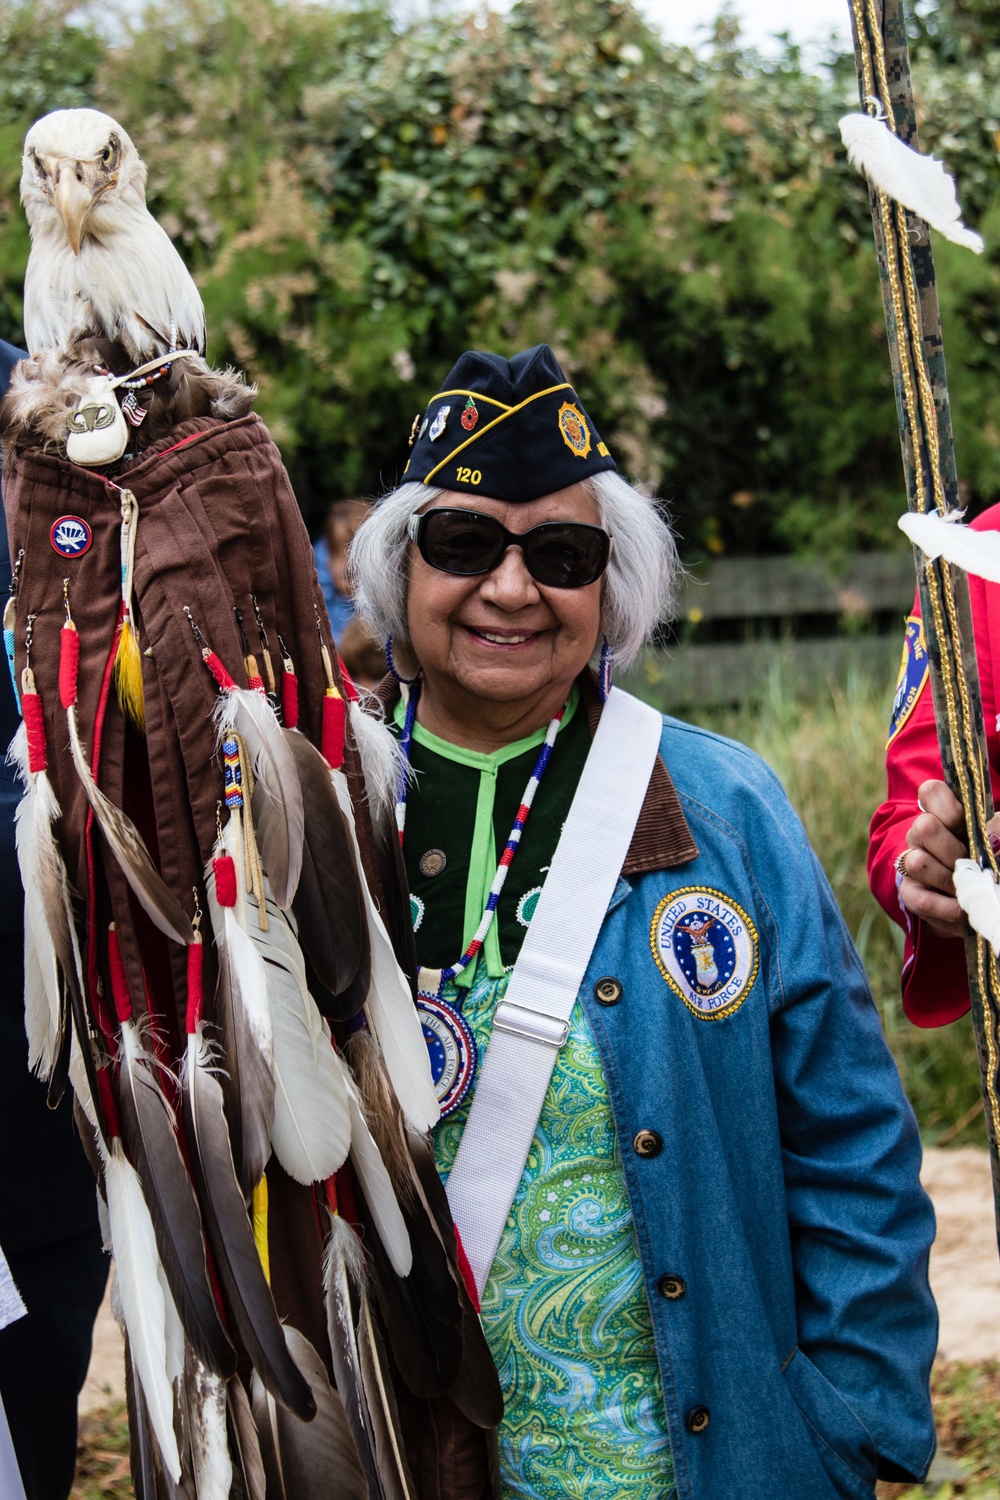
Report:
0,0,997,547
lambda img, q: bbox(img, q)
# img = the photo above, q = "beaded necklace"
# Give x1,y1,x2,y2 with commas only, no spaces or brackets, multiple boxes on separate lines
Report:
396,680,567,1115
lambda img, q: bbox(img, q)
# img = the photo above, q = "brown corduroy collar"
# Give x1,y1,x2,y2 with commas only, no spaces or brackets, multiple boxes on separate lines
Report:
371,668,698,876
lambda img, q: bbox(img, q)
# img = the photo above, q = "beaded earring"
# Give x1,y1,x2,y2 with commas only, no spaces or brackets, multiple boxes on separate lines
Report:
598,637,613,703
384,635,419,685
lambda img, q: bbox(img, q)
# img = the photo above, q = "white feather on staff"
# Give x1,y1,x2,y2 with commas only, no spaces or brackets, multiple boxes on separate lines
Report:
839,112,984,252
332,773,439,1134
899,509,1000,584
955,858,1000,956
99,1134,181,1481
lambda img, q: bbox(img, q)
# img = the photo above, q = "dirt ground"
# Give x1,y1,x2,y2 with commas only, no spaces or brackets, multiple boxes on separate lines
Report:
78,1145,1000,1414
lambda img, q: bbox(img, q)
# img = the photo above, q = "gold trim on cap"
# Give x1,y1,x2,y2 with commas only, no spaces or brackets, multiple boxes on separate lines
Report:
421,382,574,485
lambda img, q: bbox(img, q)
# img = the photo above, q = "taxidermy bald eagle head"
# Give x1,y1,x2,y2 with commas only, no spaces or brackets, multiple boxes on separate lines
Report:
21,107,205,360
3,108,253,470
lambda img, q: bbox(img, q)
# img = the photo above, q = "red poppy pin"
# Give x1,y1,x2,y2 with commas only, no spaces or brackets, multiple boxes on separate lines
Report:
461,396,479,431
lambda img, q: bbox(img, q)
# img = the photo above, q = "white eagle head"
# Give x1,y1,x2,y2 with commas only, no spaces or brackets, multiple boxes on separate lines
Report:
22,108,147,255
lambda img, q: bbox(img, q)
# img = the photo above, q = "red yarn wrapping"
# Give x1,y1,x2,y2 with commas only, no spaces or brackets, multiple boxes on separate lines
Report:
59,624,80,709
97,1067,121,1139
322,1176,338,1215
322,693,346,770
334,1164,361,1229
186,937,204,1035
454,1227,481,1313
203,651,237,692
213,853,238,908
281,669,299,730
22,692,47,774
106,924,133,1024
338,659,360,703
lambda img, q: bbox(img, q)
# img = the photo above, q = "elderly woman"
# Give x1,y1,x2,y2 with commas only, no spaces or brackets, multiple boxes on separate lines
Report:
350,345,936,1500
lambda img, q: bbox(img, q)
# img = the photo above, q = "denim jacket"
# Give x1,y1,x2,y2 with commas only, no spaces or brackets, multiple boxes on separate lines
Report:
575,710,937,1500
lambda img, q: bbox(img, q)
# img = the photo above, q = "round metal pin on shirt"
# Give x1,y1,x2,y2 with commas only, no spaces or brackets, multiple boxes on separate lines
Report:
418,848,447,878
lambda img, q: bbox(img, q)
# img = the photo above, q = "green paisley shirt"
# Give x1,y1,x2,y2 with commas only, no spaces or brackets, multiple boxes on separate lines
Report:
433,974,676,1499
397,696,676,1497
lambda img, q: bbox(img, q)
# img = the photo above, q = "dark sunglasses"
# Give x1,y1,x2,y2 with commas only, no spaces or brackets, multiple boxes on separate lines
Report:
408,508,611,589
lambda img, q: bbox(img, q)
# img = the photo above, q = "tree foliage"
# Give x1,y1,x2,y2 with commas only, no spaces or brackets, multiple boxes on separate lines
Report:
0,0,997,555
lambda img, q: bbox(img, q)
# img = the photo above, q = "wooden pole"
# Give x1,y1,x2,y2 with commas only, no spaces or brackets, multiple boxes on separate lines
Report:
848,0,1000,1250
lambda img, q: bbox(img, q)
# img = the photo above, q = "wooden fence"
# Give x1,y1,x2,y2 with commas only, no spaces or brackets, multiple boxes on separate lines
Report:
622,552,916,709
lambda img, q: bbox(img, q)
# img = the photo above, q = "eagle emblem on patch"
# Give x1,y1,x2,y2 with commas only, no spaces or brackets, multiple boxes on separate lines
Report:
650,886,759,1020
557,401,591,458
887,615,929,746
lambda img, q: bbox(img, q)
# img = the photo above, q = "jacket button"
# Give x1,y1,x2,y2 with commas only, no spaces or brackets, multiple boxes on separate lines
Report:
633,1129,662,1158
594,976,623,1006
686,1406,710,1434
658,1273,686,1301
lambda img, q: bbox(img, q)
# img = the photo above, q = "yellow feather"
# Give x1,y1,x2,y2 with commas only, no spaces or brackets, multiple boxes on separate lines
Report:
252,1175,270,1285
114,618,145,733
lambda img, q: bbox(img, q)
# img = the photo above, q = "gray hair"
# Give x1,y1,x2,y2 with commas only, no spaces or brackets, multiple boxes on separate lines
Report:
348,471,681,670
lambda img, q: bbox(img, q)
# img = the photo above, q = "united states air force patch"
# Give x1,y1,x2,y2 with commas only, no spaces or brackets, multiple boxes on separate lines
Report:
887,615,929,747
651,887,759,1020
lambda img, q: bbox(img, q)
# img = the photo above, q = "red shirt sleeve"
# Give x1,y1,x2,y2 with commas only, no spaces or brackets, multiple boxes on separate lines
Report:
868,506,1000,1027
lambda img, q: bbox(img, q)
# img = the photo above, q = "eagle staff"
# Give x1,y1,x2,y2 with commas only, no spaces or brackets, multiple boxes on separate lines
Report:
844,0,1000,1249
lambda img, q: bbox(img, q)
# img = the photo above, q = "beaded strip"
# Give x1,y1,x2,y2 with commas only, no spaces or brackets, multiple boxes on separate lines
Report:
395,679,565,998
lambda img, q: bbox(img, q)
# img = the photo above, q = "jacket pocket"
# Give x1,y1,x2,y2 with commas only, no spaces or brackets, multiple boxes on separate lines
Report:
781,1347,879,1500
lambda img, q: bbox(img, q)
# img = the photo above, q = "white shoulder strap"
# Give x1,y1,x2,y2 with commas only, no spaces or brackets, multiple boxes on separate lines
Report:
445,686,663,1296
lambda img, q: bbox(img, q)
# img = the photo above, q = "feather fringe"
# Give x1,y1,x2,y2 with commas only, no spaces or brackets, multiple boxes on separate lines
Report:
67,703,192,944
341,1059,413,1278
349,698,408,828
215,691,304,908
206,818,275,1196
839,113,984,252
955,858,1000,956
241,880,352,1185
100,1135,182,1482
10,721,81,1079
332,772,439,1133
250,1326,368,1500
186,1355,232,1500
114,618,146,733
899,509,1000,583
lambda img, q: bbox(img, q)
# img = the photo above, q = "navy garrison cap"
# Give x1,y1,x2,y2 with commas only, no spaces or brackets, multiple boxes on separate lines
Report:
403,344,616,502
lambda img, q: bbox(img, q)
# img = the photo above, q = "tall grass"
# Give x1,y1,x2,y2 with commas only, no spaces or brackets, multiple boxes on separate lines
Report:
627,658,986,1148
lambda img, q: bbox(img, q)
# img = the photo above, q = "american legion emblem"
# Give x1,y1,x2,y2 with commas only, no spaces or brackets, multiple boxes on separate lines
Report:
651,886,759,1020
557,400,592,458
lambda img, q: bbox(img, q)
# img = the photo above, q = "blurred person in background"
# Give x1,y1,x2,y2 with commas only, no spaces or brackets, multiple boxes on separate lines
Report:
314,496,369,640
337,614,388,691
0,340,107,1500
868,502,1000,1027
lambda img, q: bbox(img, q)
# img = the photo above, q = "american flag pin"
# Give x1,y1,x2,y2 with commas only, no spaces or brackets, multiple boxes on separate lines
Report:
121,391,147,427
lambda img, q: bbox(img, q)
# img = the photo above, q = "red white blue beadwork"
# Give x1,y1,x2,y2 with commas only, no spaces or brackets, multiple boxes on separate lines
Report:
396,678,565,1108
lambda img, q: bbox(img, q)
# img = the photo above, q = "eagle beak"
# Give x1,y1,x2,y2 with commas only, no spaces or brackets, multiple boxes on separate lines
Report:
53,163,93,254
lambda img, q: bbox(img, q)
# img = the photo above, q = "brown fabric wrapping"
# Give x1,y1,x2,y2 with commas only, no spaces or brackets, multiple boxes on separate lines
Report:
4,416,496,1499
